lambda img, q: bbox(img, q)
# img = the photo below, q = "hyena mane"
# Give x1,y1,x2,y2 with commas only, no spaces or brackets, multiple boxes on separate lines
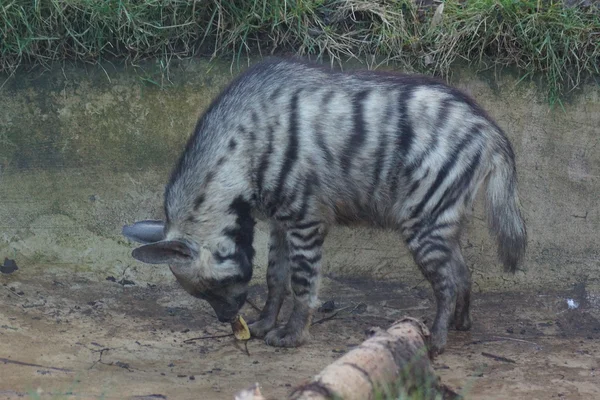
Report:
129,57,527,355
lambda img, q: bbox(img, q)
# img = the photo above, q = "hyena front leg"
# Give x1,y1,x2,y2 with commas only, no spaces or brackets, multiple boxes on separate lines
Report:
405,221,465,355
264,220,325,347
248,221,291,338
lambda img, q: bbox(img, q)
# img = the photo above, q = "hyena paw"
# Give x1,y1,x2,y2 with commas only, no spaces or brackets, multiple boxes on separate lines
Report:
264,326,307,348
429,327,448,357
453,309,472,331
248,318,276,338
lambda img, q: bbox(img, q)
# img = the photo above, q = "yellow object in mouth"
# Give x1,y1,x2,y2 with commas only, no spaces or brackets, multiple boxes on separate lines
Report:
231,315,251,341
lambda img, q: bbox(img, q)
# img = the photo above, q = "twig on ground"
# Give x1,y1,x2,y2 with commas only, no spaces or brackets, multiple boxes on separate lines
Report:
383,304,430,312
491,336,540,346
481,352,516,364
183,333,233,343
410,279,427,290
0,357,72,373
311,310,342,326
3,286,23,297
311,303,364,326
245,298,263,313
467,336,540,347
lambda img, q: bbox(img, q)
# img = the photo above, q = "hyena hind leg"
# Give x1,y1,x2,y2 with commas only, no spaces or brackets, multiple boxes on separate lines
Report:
248,222,291,338
451,249,472,332
405,222,466,355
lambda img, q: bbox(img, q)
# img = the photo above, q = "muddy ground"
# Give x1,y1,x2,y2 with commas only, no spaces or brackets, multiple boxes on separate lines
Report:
1,272,599,400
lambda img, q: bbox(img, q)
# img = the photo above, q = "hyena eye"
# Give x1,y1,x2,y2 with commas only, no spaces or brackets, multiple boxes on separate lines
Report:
213,251,237,263
214,240,237,262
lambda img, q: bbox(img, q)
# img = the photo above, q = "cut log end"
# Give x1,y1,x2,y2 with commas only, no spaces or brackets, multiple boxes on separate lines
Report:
234,383,266,400
234,317,461,400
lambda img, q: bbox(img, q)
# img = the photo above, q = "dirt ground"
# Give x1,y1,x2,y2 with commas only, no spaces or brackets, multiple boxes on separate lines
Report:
1,272,599,400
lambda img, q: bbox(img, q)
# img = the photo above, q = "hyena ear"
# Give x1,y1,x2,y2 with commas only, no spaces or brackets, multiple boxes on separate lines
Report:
131,240,196,265
122,220,165,244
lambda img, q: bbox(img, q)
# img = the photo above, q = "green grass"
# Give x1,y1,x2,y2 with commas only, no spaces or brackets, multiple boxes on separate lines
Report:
1,0,599,103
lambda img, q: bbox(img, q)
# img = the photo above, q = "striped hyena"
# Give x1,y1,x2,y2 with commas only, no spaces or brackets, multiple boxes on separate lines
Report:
124,57,527,355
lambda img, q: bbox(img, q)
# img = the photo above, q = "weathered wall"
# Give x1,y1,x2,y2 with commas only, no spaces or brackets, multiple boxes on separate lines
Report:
1,59,598,293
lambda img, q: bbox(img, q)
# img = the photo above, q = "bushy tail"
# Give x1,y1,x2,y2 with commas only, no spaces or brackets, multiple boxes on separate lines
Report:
485,155,527,272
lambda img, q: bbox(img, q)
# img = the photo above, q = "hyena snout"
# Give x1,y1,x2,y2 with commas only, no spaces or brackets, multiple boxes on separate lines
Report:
205,291,247,323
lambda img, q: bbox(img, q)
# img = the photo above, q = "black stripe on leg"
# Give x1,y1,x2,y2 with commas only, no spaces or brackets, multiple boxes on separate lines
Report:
292,260,317,277
290,228,320,242
294,220,321,230
289,238,324,252
291,253,322,265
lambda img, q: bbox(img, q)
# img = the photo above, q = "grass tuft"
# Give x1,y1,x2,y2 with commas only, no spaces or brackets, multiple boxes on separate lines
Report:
1,0,599,102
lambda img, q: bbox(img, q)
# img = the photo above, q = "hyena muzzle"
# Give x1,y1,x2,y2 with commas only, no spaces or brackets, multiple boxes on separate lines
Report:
124,57,527,355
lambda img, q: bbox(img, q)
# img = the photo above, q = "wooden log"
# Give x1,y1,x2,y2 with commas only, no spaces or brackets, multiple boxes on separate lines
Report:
234,317,460,400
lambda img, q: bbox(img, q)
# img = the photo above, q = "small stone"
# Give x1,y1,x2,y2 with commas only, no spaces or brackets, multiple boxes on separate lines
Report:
506,327,514,334
353,303,368,314
1,258,18,274
189,376,195,380
115,361,130,369
106,276,117,282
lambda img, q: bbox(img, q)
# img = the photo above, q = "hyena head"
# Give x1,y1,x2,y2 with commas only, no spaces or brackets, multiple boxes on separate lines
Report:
128,163,256,323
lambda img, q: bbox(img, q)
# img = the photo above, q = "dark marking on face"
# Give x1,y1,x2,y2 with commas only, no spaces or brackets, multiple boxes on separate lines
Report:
194,194,205,211
229,138,237,150
205,171,215,185
251,111,259,125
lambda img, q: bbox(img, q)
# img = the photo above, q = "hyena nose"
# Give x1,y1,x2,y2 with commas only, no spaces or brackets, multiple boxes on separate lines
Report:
217,314,232,323
213,304,238,323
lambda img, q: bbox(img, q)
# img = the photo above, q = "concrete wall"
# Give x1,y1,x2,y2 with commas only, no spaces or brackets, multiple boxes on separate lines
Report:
1,59,598,293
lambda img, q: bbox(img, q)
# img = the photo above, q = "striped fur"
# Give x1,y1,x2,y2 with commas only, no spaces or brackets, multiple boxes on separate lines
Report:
132,58,527,355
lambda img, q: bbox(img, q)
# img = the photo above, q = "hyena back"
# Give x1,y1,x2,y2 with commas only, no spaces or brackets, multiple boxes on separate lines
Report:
130,58,527,355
